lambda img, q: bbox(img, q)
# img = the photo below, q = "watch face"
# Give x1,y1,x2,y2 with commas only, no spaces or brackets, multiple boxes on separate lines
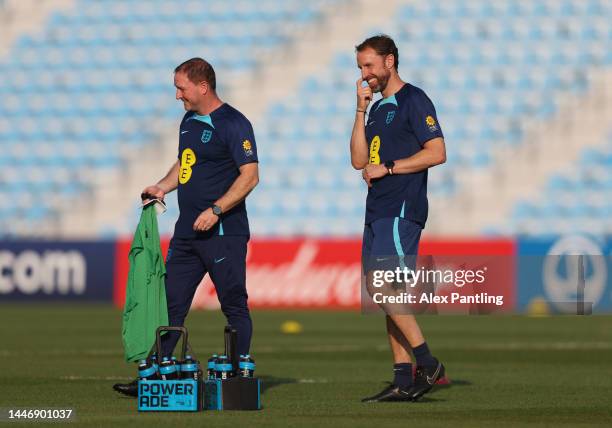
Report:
213,206,222,215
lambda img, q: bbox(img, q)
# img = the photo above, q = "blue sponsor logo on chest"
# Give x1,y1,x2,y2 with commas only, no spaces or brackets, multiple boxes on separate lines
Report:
201,129,212,144
386,111,396,124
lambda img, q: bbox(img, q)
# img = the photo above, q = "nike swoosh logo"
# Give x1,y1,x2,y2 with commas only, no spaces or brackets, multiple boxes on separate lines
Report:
367,121,376,126
426,364,441,385
376,257,390,262
214,257,226,264
181,130,189,134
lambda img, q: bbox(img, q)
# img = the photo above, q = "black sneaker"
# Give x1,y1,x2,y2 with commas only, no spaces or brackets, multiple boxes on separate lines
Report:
113,379,138,397
361,384,414,402
407,359,445,401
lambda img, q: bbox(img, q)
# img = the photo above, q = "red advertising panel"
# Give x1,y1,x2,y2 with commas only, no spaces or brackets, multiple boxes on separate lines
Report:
114,238,516,311
113,237,171,307
193,239,363,310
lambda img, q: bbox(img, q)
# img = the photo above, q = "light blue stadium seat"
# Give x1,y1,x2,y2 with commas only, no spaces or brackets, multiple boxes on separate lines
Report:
1,0,610,237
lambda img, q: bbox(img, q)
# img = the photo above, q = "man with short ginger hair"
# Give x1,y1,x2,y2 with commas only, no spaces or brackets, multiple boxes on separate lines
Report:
114,57,259,397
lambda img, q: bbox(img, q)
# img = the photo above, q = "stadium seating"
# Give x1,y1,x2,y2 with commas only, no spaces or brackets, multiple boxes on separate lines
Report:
509,132,612,236
248,0,611,235
0,0,610,237
0,0,343,236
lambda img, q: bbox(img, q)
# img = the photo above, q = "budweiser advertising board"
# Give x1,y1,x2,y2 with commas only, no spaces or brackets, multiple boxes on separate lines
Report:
114,238,515,311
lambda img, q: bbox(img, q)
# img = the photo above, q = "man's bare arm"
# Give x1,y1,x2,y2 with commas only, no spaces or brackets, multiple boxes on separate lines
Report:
141,160,180,201
192,162,259,232
390,137,446,174
214,162,259,212
350,110,369,169
350,79,373,169
362,138,446,186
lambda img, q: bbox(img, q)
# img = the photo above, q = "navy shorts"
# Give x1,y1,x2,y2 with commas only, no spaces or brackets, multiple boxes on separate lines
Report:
362,217,422,273
161,235,252,356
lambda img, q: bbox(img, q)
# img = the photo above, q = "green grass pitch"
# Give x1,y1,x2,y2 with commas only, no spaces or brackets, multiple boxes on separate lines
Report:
1,305,611,427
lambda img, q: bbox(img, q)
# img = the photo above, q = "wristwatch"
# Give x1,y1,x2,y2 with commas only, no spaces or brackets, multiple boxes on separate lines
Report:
212,204,223,216
384,160,395,175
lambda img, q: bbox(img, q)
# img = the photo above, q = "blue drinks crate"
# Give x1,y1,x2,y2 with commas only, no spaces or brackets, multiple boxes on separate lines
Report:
204,377,261,410
137,325,260,412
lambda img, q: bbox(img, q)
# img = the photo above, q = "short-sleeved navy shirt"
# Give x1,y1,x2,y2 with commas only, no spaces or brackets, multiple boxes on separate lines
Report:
364,83,443,227
174,103,258,239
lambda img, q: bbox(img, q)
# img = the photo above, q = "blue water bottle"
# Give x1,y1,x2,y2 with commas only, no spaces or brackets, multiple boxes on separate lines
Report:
207,354,218,380
159,356,179,380
239,354,255,378
180,355,200,381
215,355,232,380
150,353,159,375
138,359,157,381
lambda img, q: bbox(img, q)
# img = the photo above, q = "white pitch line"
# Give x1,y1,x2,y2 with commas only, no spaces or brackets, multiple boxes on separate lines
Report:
457,341,612,351
60,376,132,381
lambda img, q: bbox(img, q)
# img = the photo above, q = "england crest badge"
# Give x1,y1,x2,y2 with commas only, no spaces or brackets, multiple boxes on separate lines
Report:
201,129,212,143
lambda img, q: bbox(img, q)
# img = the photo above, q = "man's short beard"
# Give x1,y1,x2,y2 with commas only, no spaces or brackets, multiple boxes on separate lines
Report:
374,73,390,93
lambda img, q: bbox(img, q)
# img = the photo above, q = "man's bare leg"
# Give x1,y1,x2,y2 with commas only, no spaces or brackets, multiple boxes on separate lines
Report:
387,313,425,353
386,315,414,363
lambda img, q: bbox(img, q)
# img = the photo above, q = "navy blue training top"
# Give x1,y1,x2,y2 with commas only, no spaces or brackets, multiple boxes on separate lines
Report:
174,103,258,239
364,83,443,227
